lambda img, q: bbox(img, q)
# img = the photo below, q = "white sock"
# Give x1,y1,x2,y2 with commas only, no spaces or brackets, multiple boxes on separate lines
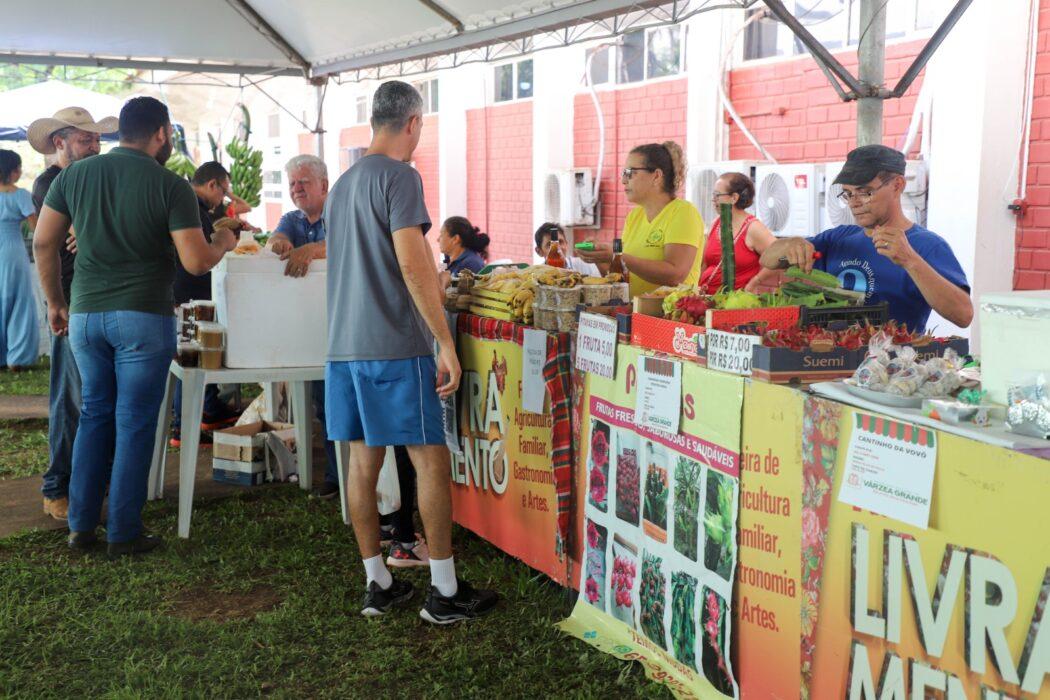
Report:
364,555,393,590
430,556,458,597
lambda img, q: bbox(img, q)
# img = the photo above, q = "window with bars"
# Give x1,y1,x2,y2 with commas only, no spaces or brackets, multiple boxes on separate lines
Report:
585,26,685,86
743,0,953,61
494,59,534,102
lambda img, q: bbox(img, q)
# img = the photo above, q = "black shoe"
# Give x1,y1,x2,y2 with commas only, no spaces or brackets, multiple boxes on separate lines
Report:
107,534,163,560
67,530,99,551
420,578,499,625
361,577,414,617
310,481,339,500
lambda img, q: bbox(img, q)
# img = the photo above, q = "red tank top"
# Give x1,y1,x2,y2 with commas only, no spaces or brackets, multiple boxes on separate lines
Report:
698,215,762,293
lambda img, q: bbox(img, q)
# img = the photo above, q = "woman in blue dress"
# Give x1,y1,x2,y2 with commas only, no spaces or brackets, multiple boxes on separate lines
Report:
0,150,40,369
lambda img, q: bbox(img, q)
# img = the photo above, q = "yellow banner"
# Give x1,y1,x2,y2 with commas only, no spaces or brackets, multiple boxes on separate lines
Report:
451,332,567,583
560,344,745,699
734,383,1050,699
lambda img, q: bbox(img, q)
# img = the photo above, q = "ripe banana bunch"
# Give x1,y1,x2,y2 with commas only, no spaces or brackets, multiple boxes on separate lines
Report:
226,138,263,208
510,285,535,323
476,270,525,291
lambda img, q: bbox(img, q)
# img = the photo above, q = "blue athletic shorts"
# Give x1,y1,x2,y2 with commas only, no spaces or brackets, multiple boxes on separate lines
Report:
325,356,444,447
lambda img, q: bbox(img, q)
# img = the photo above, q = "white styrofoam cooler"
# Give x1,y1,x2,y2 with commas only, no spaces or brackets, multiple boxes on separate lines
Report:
212,252,327,368
979,291,1050,405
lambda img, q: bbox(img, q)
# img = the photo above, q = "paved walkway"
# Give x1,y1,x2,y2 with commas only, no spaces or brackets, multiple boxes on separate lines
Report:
1,448,330,539
0,395,48,420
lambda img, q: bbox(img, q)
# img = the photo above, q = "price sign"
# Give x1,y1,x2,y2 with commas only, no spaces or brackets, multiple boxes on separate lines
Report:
575,312,618,378
635,355,682,435
522,328,548,414
705,330,761,376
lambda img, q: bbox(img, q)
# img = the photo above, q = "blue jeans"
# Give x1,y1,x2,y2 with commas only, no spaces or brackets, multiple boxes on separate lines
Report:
42,332,82,499
311,380,338,485
68,311,176,542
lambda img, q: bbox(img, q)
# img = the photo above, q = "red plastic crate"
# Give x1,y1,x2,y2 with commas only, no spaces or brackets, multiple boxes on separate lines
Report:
705,306,800,331
630,313,705,361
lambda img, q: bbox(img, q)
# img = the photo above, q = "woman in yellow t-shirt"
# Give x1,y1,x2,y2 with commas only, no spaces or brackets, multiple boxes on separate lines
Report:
577,141,704,297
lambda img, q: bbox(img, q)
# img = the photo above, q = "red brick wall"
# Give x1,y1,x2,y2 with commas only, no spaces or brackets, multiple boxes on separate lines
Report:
1014,0,1050,290
298,133,317,155
338,125,371,172
466,101,534,262
727,39,926,162
573,79,689,243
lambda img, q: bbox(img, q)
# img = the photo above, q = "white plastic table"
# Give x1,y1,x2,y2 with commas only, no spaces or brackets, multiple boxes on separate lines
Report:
147,361,325,538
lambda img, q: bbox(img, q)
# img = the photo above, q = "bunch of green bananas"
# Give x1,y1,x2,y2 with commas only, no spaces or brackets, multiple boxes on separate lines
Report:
165,150,196,180
226,137,263,208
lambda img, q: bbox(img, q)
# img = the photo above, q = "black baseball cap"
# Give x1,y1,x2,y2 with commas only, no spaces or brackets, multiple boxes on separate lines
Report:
832,144,907,186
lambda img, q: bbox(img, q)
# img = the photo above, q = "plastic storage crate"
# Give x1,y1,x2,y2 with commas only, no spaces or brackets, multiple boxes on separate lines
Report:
798,302,889,329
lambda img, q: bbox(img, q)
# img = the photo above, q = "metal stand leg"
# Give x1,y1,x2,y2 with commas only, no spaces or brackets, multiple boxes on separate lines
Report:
177,370,206,538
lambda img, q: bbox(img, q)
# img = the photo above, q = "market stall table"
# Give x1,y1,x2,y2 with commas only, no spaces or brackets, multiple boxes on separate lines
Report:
147,361,324,538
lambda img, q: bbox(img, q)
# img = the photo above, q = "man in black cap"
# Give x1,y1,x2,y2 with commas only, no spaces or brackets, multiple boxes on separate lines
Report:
759,145,972,332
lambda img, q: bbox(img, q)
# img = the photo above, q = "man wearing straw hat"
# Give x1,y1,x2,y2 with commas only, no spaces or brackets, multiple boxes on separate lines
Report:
28,106,117,522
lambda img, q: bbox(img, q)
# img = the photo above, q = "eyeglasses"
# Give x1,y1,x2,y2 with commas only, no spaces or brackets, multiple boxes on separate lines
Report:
621,167,656,180
711,191,733,202
837,180,892,204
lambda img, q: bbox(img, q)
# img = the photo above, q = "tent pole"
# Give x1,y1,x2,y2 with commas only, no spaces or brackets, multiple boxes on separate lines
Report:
314,81,326,160
856,0,887,146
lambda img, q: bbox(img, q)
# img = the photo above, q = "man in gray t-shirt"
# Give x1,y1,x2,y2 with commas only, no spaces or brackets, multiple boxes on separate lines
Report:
324,80,497,624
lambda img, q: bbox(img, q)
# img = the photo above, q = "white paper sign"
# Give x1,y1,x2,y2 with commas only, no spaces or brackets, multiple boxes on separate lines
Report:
635,355,682,435
838,412,937,529
575,312,618,378
705,330,761,376
522,328,548,414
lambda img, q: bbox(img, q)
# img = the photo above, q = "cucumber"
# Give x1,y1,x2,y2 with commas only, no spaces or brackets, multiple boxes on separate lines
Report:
719,203,735,291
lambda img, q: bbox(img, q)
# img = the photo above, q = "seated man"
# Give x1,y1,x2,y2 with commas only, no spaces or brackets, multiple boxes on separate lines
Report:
269,154,327,278
534,222,600,276
759,145,972,333
269,154,338,498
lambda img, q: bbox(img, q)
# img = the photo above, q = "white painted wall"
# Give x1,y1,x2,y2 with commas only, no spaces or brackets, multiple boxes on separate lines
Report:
925,0,1030,346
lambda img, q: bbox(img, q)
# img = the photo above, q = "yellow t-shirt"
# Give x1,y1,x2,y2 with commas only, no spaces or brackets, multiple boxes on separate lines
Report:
621,198,705,297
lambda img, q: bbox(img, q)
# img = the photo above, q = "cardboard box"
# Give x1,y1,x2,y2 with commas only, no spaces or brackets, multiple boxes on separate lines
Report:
748,337,970,385
212,469,267,486
212,457,266,474
213,421,295,462
630,313,705,361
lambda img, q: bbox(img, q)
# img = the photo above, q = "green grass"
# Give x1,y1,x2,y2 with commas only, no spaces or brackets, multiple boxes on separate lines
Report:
0,419,49,480
0,359,49,396
0,486,670,698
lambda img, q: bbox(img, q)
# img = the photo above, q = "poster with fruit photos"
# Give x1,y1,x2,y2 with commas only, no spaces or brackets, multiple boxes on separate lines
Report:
560,345,744,699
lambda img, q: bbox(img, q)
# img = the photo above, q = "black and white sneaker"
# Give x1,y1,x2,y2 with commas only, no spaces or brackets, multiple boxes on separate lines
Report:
420,578,499,625
361,577,414,617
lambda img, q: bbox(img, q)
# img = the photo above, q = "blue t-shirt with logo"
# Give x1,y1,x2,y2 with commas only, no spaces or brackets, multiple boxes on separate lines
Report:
807,224,969,333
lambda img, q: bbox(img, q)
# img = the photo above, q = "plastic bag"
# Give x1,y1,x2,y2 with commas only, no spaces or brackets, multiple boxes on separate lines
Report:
1006,374,1050,439
918,349,963,398
851,332,893,390
376,447,402,515
886,345,917,378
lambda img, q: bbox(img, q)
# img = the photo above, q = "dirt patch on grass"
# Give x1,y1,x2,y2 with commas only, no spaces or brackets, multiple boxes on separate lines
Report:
168,584,282,622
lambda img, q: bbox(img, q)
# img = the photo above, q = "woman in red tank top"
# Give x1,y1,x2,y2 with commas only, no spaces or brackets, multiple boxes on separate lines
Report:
698,172,777,294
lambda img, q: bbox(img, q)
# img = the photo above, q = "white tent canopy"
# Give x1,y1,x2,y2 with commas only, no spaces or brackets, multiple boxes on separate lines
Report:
0,81,123,129
1,0,747,79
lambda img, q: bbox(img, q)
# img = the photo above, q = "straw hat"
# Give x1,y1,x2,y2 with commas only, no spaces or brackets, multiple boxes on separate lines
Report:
27,106,119,155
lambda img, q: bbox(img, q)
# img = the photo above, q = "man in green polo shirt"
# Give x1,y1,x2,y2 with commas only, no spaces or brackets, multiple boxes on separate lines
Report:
34,96,236,559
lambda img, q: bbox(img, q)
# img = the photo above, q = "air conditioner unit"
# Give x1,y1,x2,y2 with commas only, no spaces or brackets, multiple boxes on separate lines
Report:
544,169,595,227
754,163,823,237
821,160,929,230
686,160,762,226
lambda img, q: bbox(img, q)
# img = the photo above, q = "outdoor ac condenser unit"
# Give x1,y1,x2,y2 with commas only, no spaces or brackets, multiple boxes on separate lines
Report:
754,163,824,237
821,160,929,230
544,169,595,227
685,160,762,226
